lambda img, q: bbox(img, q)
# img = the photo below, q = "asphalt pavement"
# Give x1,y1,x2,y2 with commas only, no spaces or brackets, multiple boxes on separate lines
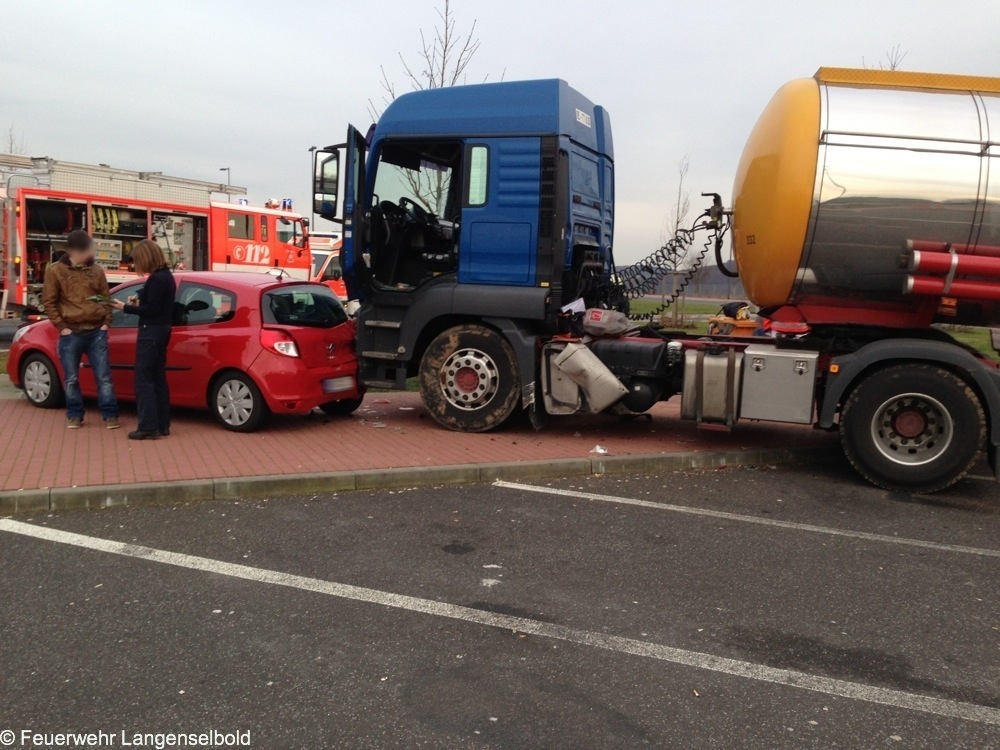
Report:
0,460,997,749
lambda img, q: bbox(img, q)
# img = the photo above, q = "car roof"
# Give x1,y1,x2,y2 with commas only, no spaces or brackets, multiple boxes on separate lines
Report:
169,271,319,291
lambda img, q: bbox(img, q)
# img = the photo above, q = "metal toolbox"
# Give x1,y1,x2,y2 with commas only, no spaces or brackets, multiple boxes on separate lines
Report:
739,345,819,424
681,348,742,426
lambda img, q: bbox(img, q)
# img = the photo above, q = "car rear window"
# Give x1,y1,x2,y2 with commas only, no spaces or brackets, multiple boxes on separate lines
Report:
263,285,348,328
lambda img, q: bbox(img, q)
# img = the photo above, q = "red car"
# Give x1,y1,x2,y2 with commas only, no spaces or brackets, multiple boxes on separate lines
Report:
6,272,363,431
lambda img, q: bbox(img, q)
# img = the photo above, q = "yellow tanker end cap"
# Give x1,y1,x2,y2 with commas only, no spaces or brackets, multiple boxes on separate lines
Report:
731,77,820,309
816,67,1000,94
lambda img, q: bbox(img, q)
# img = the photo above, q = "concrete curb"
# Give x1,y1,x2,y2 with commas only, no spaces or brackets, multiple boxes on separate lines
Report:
0,443,836,515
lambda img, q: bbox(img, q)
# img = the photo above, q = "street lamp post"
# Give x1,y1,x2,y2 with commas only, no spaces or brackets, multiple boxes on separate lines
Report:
219,167,231,201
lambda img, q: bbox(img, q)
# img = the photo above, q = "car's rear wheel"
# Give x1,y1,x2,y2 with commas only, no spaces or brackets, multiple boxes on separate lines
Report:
21,353,64,408
210,372,269,432
319,395,364,416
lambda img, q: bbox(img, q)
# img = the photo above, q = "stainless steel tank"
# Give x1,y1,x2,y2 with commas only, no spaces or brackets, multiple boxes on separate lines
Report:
731,68,1000,328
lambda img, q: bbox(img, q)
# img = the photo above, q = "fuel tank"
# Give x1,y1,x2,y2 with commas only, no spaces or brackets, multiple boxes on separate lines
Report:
732,67,1000,328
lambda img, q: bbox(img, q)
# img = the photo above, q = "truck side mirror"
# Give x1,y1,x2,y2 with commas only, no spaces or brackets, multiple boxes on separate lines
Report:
313,151,340,220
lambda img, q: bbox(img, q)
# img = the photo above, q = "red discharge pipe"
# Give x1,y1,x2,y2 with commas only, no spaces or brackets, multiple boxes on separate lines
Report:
909,250,1000,278
906,239,1000,258
906,275,1000,301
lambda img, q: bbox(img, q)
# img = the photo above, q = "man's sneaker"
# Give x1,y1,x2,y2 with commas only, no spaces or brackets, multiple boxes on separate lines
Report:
66,418,82,430
127,430,159,441
105,417,121,430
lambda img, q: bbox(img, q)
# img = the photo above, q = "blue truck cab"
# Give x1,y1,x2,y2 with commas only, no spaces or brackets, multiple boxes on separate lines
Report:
314,79,615,431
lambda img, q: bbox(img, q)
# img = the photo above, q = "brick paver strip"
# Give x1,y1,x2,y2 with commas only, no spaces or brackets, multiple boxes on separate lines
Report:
0,390,835,513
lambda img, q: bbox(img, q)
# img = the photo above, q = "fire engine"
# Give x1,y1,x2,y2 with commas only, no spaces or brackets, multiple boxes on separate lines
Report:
0,155,310,317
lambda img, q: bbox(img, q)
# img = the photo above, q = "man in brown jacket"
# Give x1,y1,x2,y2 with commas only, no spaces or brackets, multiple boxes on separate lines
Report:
42,230,120,429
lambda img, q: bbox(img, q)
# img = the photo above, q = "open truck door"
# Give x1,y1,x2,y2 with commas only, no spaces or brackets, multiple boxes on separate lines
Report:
313,125,367,302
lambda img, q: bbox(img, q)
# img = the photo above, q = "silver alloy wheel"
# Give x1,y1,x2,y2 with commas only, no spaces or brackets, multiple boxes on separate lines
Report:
869,392,954,466
23,360,53,404
216,379,254,426
439,347,499,411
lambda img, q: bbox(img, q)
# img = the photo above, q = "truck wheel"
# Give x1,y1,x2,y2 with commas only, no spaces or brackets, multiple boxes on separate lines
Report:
210,372,270,432
21,353,64,408
839,365,985,492
419,325,520,432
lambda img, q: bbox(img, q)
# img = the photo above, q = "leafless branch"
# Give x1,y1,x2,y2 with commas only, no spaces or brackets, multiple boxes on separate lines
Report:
6,120,26,155
863,45,908,71
369,0,484,211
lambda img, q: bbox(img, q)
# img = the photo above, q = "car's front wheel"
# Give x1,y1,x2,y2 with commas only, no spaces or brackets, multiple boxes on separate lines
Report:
21,353,64,408
210,372,269,432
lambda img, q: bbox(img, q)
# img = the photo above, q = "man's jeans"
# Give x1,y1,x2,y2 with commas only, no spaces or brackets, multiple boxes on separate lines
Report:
57,329,119,421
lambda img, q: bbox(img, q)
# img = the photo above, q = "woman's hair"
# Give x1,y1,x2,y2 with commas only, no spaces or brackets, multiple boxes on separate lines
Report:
131,239,169,275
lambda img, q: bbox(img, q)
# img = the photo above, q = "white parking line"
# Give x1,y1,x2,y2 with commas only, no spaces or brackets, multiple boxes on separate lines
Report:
2,518,998,726
494,481,1000,559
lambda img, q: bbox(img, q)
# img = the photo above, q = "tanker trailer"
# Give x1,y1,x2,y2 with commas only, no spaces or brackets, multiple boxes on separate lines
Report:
719,67,1000,490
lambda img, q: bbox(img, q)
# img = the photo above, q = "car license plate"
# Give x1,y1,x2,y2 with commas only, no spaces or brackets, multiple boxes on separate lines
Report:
322,376,354,393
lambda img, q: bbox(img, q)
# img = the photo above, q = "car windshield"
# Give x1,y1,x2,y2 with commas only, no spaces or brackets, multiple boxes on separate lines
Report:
262,285,347,328
311,252,329,277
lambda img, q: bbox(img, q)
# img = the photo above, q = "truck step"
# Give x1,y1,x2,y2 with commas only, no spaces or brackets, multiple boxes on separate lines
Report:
362,350,399,360
364,320,402,329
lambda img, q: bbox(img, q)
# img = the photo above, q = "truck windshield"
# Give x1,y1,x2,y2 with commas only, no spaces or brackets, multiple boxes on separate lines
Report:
276,217,304,246
373,141,461,218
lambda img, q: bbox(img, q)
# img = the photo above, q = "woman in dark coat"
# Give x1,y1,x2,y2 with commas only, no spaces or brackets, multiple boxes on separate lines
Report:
111,240,176,440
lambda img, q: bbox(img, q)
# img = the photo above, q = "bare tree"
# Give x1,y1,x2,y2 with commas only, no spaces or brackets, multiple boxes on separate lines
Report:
863,45,908,71
661,157,690,324
6,120,26,154
368,0,488,215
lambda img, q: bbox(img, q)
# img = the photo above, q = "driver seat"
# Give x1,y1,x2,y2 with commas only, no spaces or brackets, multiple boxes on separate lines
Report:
368,203,403,286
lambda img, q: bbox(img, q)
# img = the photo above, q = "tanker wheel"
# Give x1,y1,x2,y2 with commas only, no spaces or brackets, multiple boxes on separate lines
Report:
419,325,520,433
839,365,985,492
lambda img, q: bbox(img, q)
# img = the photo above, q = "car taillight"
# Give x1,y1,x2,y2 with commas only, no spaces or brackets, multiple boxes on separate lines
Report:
260,329,299,358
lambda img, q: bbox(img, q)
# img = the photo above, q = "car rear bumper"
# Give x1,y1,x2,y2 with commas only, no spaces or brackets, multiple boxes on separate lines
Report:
249,354,361,414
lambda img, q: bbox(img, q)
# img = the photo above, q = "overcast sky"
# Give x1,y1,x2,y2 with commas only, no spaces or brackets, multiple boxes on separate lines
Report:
2,0,998,264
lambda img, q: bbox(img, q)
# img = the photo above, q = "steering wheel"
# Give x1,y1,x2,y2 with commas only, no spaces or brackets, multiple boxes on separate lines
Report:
399,197,433,224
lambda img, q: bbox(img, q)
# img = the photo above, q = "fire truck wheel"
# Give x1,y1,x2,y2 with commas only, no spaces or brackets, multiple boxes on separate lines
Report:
319,396,364,416
420,325,520,433
210,371,270,432
21,353,64,409
839,365,985,492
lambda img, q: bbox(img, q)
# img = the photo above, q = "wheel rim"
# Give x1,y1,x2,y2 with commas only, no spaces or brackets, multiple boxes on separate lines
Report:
217,379,254,426
439,347,499,411
24,361,52,403
869,392,954,466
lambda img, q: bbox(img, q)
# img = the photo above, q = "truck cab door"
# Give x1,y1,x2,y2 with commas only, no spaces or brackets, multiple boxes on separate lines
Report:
313,126,368,301
459,138,540,286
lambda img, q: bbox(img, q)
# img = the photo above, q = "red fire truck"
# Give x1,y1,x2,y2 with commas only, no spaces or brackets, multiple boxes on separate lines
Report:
0,155,309,317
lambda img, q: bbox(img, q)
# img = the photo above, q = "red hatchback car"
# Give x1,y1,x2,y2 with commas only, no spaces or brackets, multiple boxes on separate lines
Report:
7,271,363,431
